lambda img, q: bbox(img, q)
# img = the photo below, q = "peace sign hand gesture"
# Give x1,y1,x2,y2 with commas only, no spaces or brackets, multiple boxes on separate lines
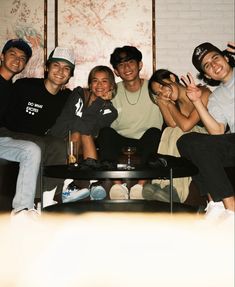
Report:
181,72,202,103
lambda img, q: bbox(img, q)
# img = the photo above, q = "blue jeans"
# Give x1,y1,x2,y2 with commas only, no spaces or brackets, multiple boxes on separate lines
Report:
0,127,67,196
0,137,41,211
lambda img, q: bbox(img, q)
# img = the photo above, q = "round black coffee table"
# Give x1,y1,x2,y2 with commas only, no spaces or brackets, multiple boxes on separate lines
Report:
42,159,198,213
44,199,198,214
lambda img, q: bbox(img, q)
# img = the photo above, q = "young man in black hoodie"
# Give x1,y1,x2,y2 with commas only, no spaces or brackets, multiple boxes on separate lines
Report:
0,38,41,218
0,45,87,206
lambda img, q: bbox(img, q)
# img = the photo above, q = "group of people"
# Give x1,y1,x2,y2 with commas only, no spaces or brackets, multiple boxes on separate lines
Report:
0,37,234,223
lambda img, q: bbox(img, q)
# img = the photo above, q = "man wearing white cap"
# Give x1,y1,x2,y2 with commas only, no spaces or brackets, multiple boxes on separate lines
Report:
0,46,85,207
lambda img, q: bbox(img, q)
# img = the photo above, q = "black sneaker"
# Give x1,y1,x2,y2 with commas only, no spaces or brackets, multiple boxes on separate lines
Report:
99,160,117,170
79,158,101,170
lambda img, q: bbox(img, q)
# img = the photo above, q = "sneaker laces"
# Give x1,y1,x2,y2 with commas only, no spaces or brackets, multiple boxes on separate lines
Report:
63,181,79,196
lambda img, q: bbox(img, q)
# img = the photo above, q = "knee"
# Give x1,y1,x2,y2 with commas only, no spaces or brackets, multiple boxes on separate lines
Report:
24,142,41,165
97,127,115,142
177,133,194,156
177,133,203,155
28,142,41,158
146,127,161,137
142,128,162,143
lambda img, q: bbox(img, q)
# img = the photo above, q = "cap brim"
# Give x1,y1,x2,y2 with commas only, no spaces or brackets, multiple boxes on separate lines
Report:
47,57,75,68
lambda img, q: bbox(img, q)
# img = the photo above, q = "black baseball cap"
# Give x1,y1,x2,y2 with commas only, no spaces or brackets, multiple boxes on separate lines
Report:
2,38,32,60
192,42,223,72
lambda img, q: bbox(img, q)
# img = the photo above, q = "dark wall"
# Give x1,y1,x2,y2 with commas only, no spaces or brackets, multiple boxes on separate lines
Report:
0,159,18,211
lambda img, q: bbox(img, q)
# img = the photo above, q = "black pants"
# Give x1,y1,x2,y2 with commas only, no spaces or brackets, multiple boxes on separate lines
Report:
96,127,162,165
0,127,66,197
177,132,235,202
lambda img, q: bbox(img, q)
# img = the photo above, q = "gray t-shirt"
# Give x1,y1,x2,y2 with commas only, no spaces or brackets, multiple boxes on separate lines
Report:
208,68,235,133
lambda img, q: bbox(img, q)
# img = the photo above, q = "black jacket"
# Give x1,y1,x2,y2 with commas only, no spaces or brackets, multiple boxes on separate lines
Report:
49,86,118,138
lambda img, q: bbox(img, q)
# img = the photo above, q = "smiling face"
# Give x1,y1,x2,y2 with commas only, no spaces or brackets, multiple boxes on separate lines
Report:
0,47,28,79
46,61,72,86
114,58,142,82
151,75,180,102
90,71,113,98
201,51,233,83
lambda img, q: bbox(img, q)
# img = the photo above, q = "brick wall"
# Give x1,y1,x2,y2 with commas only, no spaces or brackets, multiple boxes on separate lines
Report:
155,0,234,80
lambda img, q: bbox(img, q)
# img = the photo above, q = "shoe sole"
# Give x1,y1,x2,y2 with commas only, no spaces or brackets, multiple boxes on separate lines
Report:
142,185,169,202
129,186,144,200
62,189,90,203
110,186,129,200
90,187,107,200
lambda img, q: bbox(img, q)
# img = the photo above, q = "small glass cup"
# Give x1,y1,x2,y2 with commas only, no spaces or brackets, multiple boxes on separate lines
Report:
67,140,79,165
122,146,137,170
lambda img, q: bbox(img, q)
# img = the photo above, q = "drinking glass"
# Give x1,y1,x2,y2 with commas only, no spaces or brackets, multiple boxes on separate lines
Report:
122,146,137,170
67,140,79,165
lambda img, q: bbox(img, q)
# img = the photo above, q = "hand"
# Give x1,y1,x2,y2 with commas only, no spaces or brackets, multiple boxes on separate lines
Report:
226,42,235,54
181,73,202,102
100,90,113,100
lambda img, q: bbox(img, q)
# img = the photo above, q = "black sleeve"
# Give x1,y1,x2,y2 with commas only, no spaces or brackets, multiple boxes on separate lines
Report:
49,86,84,138
2,79,25,129
70,98,118,137
0,80,12,124
96,100,118,130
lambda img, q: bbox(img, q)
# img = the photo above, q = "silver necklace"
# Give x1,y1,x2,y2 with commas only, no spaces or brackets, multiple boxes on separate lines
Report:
124,83,143,105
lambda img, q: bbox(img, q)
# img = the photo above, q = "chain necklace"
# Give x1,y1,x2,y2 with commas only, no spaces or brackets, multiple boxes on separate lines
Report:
124,82,143,105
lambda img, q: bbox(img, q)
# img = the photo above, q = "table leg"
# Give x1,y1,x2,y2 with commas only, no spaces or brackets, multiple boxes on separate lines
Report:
40,165,44,210
169,168,173,213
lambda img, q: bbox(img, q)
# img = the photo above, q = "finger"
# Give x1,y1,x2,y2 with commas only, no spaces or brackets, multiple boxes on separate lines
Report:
226,43,235,55
180,76,188,87
227,42,235,48
187,73,196,85
187,74,191,83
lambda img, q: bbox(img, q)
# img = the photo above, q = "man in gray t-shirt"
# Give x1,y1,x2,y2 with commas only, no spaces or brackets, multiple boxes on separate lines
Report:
178,41,235,223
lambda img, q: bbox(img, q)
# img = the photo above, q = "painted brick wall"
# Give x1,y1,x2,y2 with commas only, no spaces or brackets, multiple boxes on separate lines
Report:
155,0,234,80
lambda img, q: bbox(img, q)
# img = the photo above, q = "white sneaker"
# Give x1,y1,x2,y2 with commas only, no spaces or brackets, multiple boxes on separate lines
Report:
129,184,144,199
204,201,225,222
220,209,235,226
90,184,107,200
11,208,40,223
110,183,129,199
62,181,90,203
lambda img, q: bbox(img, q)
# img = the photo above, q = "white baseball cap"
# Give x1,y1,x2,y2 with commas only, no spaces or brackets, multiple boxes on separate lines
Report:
47,47,75,68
